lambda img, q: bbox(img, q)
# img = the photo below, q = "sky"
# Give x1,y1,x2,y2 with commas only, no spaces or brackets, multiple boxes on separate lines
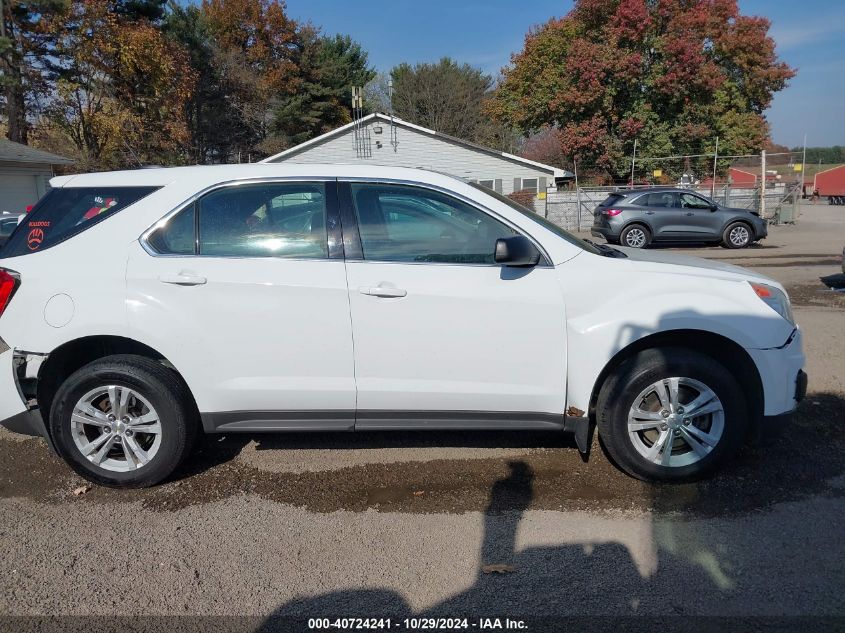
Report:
283,0,845,148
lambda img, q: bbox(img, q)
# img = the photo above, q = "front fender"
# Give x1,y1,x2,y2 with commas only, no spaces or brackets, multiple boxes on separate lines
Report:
559,259,794,413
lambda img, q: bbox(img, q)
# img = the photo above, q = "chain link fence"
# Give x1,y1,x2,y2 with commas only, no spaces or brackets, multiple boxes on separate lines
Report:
542,184,795,233
536,150,806,231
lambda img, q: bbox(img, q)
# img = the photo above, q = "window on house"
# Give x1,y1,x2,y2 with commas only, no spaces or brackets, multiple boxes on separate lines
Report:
521,178,539,194
478,180,495,190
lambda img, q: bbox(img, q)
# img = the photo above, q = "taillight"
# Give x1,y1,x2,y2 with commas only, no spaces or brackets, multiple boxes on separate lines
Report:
603,208,623,216
0,269,19,318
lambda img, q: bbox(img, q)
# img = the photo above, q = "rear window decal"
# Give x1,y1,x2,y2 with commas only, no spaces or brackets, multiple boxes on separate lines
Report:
27,228,45,250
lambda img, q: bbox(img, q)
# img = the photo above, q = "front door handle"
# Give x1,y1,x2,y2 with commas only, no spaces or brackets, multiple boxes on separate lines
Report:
359,285,407,298
685,212,694,216
159,273,207,286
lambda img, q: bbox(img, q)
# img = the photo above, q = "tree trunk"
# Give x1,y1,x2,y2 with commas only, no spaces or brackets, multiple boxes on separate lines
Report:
1,7,28,144
4,70,27,144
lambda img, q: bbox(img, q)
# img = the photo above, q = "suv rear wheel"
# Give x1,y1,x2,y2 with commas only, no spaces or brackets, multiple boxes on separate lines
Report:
49,355,197,488
620,224,651,248
596,348,747,481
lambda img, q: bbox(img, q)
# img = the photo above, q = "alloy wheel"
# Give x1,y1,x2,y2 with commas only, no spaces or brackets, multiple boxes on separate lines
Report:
627,377,724,468
625,228,646,248
729,225,750,247
70,386,163,472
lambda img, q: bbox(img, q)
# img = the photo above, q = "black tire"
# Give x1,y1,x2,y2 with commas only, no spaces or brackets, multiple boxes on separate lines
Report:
596,348,747,482
49,355,198,488
721,221,753,249
620,224,651,248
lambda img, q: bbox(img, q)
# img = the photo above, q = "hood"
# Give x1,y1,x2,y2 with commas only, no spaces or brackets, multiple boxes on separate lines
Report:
724,206,761,217
616,246,779,286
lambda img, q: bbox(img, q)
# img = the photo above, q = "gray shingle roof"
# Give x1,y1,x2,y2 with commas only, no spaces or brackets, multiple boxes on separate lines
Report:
0,139,73,165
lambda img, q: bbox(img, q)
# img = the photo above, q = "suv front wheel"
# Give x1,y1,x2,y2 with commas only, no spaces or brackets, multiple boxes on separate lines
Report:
596,348,747,481
722,221,753,248
49,355,197,488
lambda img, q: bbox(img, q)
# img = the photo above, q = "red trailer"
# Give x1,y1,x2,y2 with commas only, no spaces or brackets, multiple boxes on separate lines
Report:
813,164,845,205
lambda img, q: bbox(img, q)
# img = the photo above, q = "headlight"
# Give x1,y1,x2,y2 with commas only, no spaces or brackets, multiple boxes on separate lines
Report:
749,282,794,324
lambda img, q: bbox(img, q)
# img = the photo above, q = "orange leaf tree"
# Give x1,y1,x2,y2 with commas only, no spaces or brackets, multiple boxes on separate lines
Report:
43,0,195,169
489,0,795,181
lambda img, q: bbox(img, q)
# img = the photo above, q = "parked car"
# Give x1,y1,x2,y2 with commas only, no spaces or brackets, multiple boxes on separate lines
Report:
591,188,768,249
0,214,24,250
0,165,806,487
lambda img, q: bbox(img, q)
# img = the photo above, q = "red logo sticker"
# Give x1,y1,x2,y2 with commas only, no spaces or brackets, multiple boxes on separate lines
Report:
27,228,44,250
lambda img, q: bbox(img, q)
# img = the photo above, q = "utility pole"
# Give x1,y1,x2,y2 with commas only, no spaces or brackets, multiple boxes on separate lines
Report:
761,149,767,218
801,133,807,196
711,137,719,199
630,139,637,186
0,0,6,38
574,159,580,228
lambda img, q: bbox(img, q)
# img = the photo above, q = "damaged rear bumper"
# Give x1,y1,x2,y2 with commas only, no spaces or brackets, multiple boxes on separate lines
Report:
0,342,52,447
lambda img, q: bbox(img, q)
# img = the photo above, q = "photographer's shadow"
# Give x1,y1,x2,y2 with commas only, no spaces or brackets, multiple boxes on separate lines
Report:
255,460,720,631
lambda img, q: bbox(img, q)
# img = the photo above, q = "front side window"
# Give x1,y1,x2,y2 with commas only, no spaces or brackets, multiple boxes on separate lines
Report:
1,186,159,258
150,182,328,258
680,193,713,209
350,183,518,264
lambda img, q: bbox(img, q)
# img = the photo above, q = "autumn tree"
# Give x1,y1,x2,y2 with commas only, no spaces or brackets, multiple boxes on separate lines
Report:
199,0,299,160
520,126,569,168
41,0,195,169
489,0,796,181
165,3,244,162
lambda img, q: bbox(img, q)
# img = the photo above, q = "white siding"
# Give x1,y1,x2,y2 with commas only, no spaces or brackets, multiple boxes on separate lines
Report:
0,162,53,214
270,118,552,196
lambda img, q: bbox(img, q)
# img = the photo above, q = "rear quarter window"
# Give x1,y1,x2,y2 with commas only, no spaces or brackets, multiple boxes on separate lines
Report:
599,194,625,206
0,187,159,258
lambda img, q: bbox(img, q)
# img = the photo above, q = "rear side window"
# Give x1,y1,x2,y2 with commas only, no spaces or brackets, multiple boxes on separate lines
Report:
147,182,329,259
634,192,679,208
0,187,159,258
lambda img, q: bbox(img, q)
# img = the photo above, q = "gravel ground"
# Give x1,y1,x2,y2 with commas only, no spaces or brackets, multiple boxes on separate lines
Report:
0,203,843,631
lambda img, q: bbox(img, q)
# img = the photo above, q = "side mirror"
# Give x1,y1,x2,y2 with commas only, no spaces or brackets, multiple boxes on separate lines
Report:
494,235,541,267
710,204,718,212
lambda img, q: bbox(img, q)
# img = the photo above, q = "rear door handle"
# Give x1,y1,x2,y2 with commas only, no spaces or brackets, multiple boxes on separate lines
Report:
159,273,207,286
359,285,407,298
645,211,655,215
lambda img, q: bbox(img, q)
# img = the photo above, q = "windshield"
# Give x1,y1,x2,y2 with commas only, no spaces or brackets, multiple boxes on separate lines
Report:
467,182,601,255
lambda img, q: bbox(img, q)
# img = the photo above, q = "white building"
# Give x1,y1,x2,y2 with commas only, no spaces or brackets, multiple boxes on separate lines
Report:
0,139,72,214
261,113,572,201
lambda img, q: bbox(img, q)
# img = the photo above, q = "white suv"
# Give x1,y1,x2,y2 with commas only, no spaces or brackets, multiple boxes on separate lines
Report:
0,165,806,487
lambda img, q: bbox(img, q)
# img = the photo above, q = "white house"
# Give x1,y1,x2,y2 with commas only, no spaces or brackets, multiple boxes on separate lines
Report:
0,139,72,214
261,113,572,200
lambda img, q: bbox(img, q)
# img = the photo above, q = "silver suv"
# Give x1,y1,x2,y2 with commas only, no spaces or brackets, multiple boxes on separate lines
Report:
591,188,768,249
